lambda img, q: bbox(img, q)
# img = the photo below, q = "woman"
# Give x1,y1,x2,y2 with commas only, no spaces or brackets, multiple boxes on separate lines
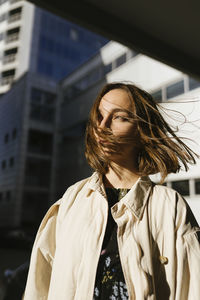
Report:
23,82,200,300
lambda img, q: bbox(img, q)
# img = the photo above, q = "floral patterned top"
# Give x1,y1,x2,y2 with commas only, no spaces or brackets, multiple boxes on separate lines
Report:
93,188,130,300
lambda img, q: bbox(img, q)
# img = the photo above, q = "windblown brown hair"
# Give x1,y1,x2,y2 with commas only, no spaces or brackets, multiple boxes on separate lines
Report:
85,82,198,183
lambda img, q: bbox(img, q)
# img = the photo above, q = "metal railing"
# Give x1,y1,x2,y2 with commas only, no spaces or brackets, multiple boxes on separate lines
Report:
2,54,17,64
5,33,19,43
1,75,14,85
8,13,21,23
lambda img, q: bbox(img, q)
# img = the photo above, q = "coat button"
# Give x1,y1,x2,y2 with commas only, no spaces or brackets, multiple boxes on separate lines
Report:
159,256,168,264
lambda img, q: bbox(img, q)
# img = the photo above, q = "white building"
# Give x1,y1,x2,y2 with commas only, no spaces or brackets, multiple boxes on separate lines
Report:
0,0,35,93
58,41,200,223
0,0,107,94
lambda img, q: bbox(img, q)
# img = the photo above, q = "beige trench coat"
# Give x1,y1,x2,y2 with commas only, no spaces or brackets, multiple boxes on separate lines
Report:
23,173,200,300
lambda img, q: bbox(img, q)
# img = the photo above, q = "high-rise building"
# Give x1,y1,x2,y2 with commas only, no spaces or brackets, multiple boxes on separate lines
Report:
0,0,107,94
0,72,59,229
0,0,107,230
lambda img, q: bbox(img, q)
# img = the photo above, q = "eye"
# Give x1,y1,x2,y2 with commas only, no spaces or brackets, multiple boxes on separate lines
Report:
113,115,129,122
97,111,103,122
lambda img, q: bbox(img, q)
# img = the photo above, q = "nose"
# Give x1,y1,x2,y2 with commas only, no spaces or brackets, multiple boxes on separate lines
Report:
99,116,111,129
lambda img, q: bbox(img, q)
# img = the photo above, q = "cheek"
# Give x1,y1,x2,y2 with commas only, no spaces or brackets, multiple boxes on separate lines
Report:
112,124,136,136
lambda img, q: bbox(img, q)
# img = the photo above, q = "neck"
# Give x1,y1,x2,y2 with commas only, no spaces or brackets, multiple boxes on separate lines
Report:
104,161,140,189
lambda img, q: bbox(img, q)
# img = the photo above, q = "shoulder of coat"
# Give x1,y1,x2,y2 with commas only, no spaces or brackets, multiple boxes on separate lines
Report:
150,183,183,210
57,175,93,215
62,175,92,197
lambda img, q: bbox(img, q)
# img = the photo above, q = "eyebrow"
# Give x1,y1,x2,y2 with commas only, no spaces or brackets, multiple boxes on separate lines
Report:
98,108,131,115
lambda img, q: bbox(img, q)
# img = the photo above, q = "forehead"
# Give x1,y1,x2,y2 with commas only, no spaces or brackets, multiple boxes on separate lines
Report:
99,88,133,112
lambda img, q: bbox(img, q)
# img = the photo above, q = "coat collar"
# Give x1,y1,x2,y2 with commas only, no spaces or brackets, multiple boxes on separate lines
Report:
87,172,153,220
122,176,153,219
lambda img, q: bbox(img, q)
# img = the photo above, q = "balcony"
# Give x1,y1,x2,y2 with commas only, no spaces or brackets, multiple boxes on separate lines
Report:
1,68,15,86
1,75,14,86
8,12,21,23
5,27,20,43
3,47,18,64
8,7,22,23
3,53,17,64
5,32,20,43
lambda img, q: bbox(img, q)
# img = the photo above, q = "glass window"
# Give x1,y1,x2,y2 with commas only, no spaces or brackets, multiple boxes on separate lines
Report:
2,69,15,77
4,47,18,56
171,180,189,196
31,88,42,103
8,6,22,23
12,128,17,139
22,190,49,227
30,88,56,123
42,107,55,122
30,104,55,123
63,67,103,102
9,7,22,16
78,77,90,91
152,90,162,102
30,104,40,119
0,32,4,41
9,157,14,167
189,77,200,90
27,129,53,155
115,54,126,68
25,157,52,187
44,92,56,105
87,68,102,85
63,86,77,102
195,179,200,194
6,27,20,43
104,63,112,74
7,27,20,36
6,191,11,201
4,133,9,143
3,47,18,64
31,87,55,105
166,80,184,99
2,160,6,170
36,57,53,77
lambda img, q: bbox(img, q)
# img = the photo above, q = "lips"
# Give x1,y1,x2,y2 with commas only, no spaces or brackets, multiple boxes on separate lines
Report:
99,139,111,145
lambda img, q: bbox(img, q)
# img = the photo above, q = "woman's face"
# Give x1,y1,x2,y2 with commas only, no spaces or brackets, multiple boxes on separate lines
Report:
96,88,138,159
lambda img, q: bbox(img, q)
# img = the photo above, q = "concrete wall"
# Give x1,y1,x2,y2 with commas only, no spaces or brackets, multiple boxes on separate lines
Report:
0,74,27,226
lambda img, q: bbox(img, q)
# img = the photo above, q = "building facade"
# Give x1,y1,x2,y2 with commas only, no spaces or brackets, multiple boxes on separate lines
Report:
0,0,107,230
58,41,200,223
0,72,59,229
0,0,107,94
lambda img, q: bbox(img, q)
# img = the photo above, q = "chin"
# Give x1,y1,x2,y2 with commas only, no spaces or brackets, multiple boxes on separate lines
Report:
103,149,122,159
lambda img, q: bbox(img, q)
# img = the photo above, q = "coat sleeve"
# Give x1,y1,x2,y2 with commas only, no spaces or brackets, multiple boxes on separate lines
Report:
22,180,85,300
184,228,200,299
23,200,61,300
175,193,200,300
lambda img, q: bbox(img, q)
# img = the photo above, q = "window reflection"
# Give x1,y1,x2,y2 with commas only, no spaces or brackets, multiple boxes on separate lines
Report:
152,90,162,102
195,179,200,195
171,180,189,196
189,77,200,91
166,80,184,99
